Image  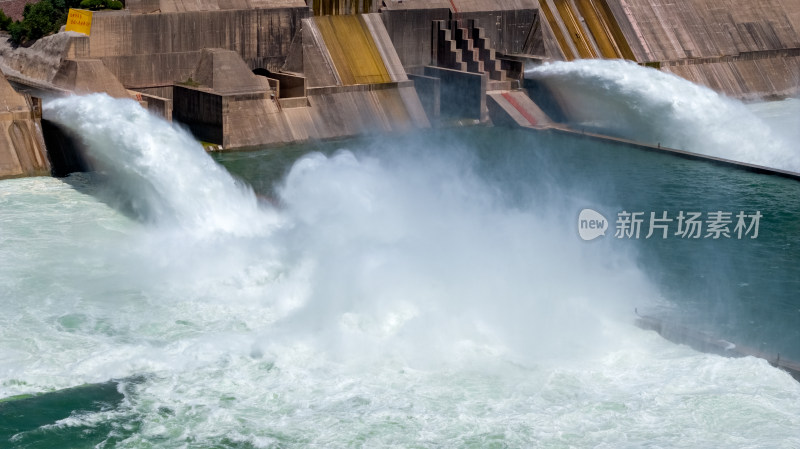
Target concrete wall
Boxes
[269,72,306,98]
[86,7,308,89]
[533,0,800,99]
[134,86,175,100]
[537,0,800,62]
[168,29,429,149]
[663,53,800,101]
[605,0,800,98]
[423,65,486,120]
[455,9,538,56]
[381,0,536,13]
[300,17,342,87]
[126,0,304,13]
[286,82,429,142]
[173,81,430,149]
[408,73,441,123]
[136,92,173,120]
[254,70,306,98]
[0,75,50,180]
[603,0,800,62]
[173,85,225,143]
[382,8,451,68]
[382,6,536,71]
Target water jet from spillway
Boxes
[43,93,276,235]
[526,60,800,173]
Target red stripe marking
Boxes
[501,92,537,126]
[448,0,458,13]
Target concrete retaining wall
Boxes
[0,75,50,180]
[381,7,537,70]
[382,8,451,68]
[663,52,800,101]
[605,0,800,99]
[86,7,308,88]
[603,0,800,62]
[174,82,429,149]
[454,9,538,56]
[134,91,173,120]
[408,73,441,123]
[173,85,225,143]
[423,65,486,121]
[263,71,306,98]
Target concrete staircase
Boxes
[433,20,506,81]
[433,23,467,72]
[470,24,507,82]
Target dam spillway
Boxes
[0,0,798,176]
[315,15,392,85]
[1,0,800,447]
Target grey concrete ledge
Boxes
[306,80,414,96]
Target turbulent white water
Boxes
[1,94,799,446]
[43,94,274,235]
[527,60,800,172]
[747,97,800,144]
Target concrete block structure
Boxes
[381,0,538,69]
[0,74,50,180]
[0,0,798,178]
[85,6,309,89]
[169,14,429,149]
[423,66,486,121]
[51,59,132,98]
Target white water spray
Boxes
[266,148,659,363]
[37,94,657,365]
[5,94,799,447]
[43,94,274,235]
[527,59,800,172]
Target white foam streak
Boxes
[527,60,800,172]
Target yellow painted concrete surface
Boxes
[315,15,392,85]
[575,0,619,58]
[538,0,576,60]
[554,0,597,58]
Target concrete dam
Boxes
[3,1,800,447]
[0,0,798,180]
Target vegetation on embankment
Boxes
[0,0,122,45]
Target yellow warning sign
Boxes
[65,9,92,36]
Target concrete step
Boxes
[433,19,509,81]
[434,21,467,72]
